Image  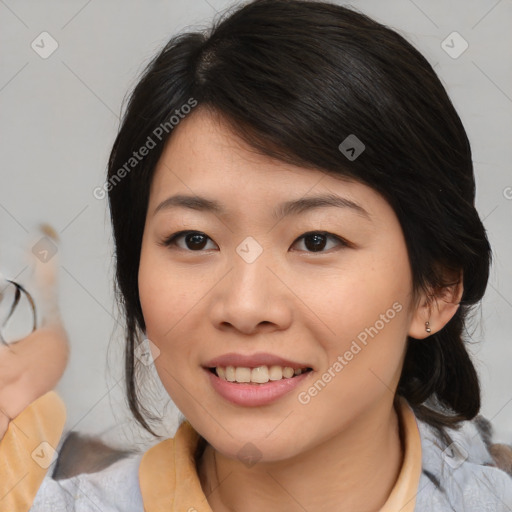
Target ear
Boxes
[408,270,463,339]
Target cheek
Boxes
[138,244,194,340]
[137,243,210,399]
[296,268,411,442]
[138,248,199,410]
[314,241,413,376]
[323,250,411,327]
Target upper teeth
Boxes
[215,365,307,384]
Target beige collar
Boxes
[139,396,422,511]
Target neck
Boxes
[198,399,404,512]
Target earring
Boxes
[425,321,432,334]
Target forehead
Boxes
[152,108,325,186]
[148,108,386,220]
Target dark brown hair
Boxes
[107,0,492,437]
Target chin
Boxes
[193,417,309,465]
[213,435,305,465]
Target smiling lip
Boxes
[202,352,313,407]
[204,367,312,406]
[203,352,312,370]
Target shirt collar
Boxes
[139,395,422,511]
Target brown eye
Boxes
[160,230,348,254]
[161,231,217,251]
[292,231,347,253]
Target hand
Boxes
[0,223,68,441]
[0,323,69,440]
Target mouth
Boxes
[207,365,313,384]
[204,364,314,407]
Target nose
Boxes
[208,248,293,336]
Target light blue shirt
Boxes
[30,412,512,511]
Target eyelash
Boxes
[159,230,350,254]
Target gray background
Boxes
[1,0,511,450]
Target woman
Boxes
[2,0,511,510]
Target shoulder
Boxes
[29,424,187,512]
[30,448,145,511]
[51,430,140,480]
[29,423,152,511]
[413,410,512,511]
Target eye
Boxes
[160,230,217,251]
[160,230,348,253]
[291,231,348,253]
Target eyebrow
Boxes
[153,193,371,221]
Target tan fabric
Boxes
[0,391,66,512]
[139,396,422,511]
[0,392,421,511]
[380,396,423,512]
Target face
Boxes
[138,108,418,462]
